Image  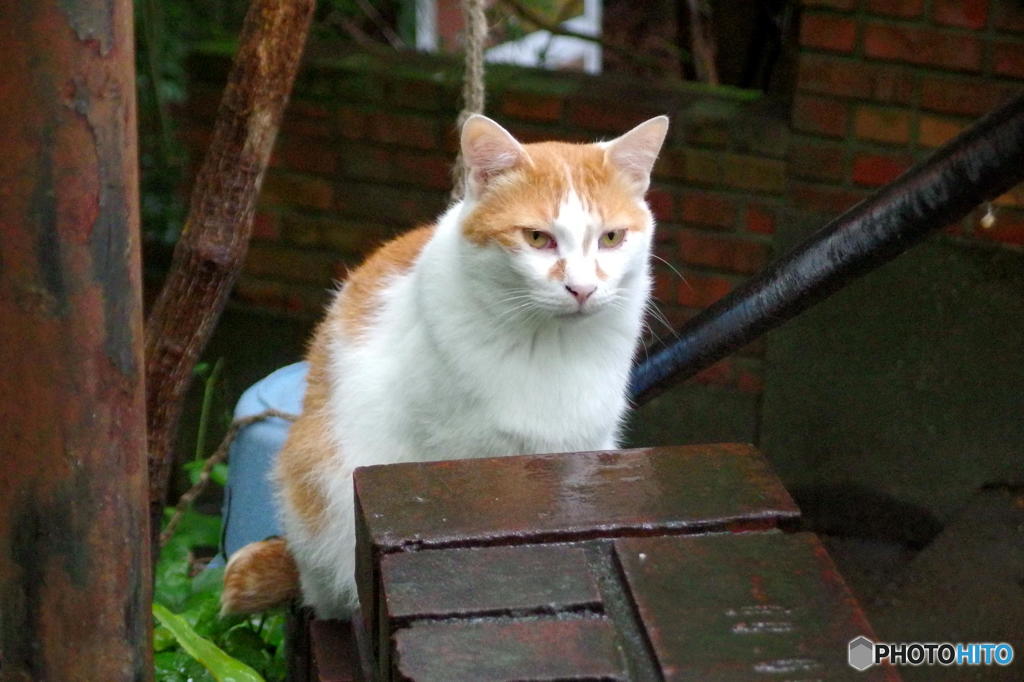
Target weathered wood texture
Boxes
[339,445,895,681]
[144,0,315,537]
[0,0,151,679]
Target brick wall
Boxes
[793,0,1024,245]
[176,7,1022,395]
[179,44,783,393]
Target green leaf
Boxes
[211,461,229,486]
[153,603,265,682]
[257,611,286,649]
[163,506,222,550]
[154,540,192,611]
[222,625,272,673]
[154,650,192,682]
[154,650,214,682]
[182,459,230,487]
[154,625,177,653]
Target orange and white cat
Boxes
[222,114,669,618]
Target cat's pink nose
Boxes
[565,283,596,304]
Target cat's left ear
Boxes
[604,116,669,194]
[461,115,528,199]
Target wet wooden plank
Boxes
[310,618,359,682]
[354,443,800,653]
[615,532,898,680]
[392,617,628,682]
[355,444,798,552]
[381,543,601,620]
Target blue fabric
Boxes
[217,362,309,563]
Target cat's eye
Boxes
[599,230,626,249]
[523,229,556,249]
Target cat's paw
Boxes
[221,537,300,615]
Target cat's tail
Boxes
[221,537,301,615]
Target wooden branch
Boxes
[160,409,297,548]
[144,0,315,550]
[686,0,719,84]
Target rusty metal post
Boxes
[0,1,151,680]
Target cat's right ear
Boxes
[460,115,527,198]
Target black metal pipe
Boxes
[630,92,1024,405]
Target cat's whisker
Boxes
[650,253,687,285]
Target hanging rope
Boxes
[452,0,488,201]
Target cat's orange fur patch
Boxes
[338,225,435,338]
[595,261,609,281]
[463,142,648,249]
[221,537,300,615]
[274,321,335,532]
[548,258,566,281]
[273,226,436,532]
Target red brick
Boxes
[279,213,325,247]
[683,152,786,195]
[234,277,324,315]
[653,149,687,181]
[653,268,679,304]
[337,145,392,183]
[800,13,858,52]
[864,23,982,71]
[289,99,329,121]
[919,116,966,147]
[866,0,924,18]
[791,181,868,216]
[271,138,337,175]
[993,40,1024,78]
[260,172,333,210]
[677,230,769,274]
[933,0,989,29]
[789,140,848,182]
[252,212,279,241]
[244,244,339,285]
[388,79,443,111]
[500,91,563,122]
[390,152,453,191]
[566,98,660,134]
[335,105,371,139]
[646,188,674,222]
[853,105,913,145]
[678,272,735,308]
[973,208,1024,246]
[279,103,333,138]
[723,155,787,195]
[919,77,1015,116]
[798,55,916,105]
[851,153,913,187]
[679,192,736,229]
[792,94,849,138]
[365,111,439,150]
[745,205,775,235]
[993,0,1024,32]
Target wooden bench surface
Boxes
[309,444,895,681]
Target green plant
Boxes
[153,506,289,681]
[154,360,287,681]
